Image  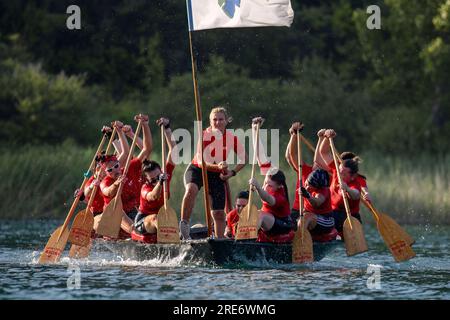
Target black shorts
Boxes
[332,211,362,233]
[290,209,334,234]
[290,209,300,223]
[267,216,294,235]
[310,214,335,235]
[184,164,225,211]
[126,208,138,221]
[133,211,151,235]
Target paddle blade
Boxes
[377,214,416,262]
[157,205,180,244]
[292,228,314,263]
[235,204,259,240]
[69,241,93,259]
[96,197,123,238]
[68,209,94,247]
[38,226,70,264]
[343,216,368,256]
[380,213,415,246]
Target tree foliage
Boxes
[0,0,448,154]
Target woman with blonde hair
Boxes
[180,107,248,239]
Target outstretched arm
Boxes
[313,129,328,170]
[286,122,305,171]
[112,121,130,167]
[122,125,144,150]
[317,129,336,169]
[157,117,177,166]
[135,114,152,162]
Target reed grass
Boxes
[0,144,448,225]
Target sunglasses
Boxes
[106,163,119,173]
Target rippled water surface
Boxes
[0,219,448,300]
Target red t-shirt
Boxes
[101,158,143,213]
[192,128,245,173]
[357,174,367,188]
[292,163,313,211]
[261,186,291,218]
[139,161,175,215]
[304,187,332,215]
[226,208,240,237]
[329,163,361,214]
[86,176,104,213]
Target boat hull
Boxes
[100,238,341,266]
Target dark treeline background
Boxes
[1,0,449,153]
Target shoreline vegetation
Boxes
[1,143,448,225]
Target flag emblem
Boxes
[218,0,241,18]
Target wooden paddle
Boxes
[235,122,260,240]
[292,132,314,263]
[157,125,180,244]
[362,196,415,262]
[38,133,108,264]
[329,138,368,256]
[96,121,143,238]
[68,129,118,257]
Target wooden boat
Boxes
[98,227,342,266]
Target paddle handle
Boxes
[58,133,108,240]
[296,133,304,213]
[161,125,168,210]
[248,122,260,208]
[329,138,353,229]
[361,193,380,222]
[105,128,117,155]
[189,31,213,236]
[115,120,142,207]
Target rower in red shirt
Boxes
[225,191,249,239]
[299,169,334,236]
[340,151,372,203]
[249,117,294,238]
[99,114,153,235]
[284,122,314,225]
[133,118,177,236]
[180,107,248,240]
[316,129,362,235]
[285,125,335,236]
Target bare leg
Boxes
[258,211,275,231]
[212,210,226,238]
[297,212,317,231]
[181,183,199,221]
[180,183,199,239]
[144,215,158,234]
[93,214,102,232]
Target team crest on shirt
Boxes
[218,0,241,18]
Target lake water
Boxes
[0,219,448,300]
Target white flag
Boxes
[186,0,294,31]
